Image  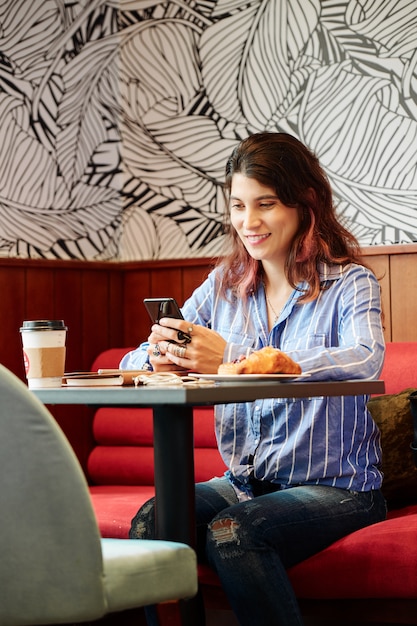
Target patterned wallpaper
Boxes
[0,0,416,261]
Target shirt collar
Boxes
[318,262,346,283]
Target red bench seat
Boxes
[87,343,417,624]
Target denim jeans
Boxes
[130,477,387,626]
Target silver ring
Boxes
[187,326,193,334]
[173,345,187,358]
[152,343,161,357]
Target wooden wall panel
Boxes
[390,253,417,341]
[81,269,112,368]
[361,253,391,342]
[151,266,183,300]
[2,246,417,380]
[1,247,417,469]
[108,269,124,348]
[0,265,26,378]
[0,259,126,377]
[122,266,152,348]
[25,266,56,320]
[121,260,215,348]
[54,267,83,373]
[182,261,214,303]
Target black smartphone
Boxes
[143,297,184,324]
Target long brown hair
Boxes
[217,132,363,301]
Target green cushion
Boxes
[367,388,417,508]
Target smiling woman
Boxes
[121,132,387,626]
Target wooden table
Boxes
[33,378,384,625]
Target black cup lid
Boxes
[20,320,68,332]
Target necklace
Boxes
[264,290,282,324]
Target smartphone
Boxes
[143,297,184,324]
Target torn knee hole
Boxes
[210,517,240,545]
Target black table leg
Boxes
[152,405,205,626]
[153,404,196,546]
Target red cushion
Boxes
[194,449,227,482]
[193,407,217,447]
[93,407,154,445]
[381,343,417,395]
[91,347,134,372]
[89,345,417,599]
[88,446,155,485]
[88,445,226,485]
[289,509,417,598]
[89,485,154,538]
[93,406,218,448]
[88,351,225,487]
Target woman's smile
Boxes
[245,233,271,245]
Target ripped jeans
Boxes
[130,477,386,626]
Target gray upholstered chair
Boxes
[0,364,197,625]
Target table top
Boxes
[31,378,385,406]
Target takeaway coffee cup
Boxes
[20,320,68,388]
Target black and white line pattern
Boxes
[0,0,416,260]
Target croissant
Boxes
[218,346,301,375]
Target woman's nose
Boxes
[243,207,261,229]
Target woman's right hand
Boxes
[147,318,226,374]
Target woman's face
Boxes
[230,173,300,264]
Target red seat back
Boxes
[88,349,227,486]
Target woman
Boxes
[120,132,386,626]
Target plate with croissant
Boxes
[193,346,307,382]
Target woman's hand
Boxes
[147,317,226,374]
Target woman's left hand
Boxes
[149,317,226,374]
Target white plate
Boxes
[192,373,308,382]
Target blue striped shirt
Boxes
[121,262,385,493]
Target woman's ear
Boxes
[296,207,316,262]
[304,187,317,206]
